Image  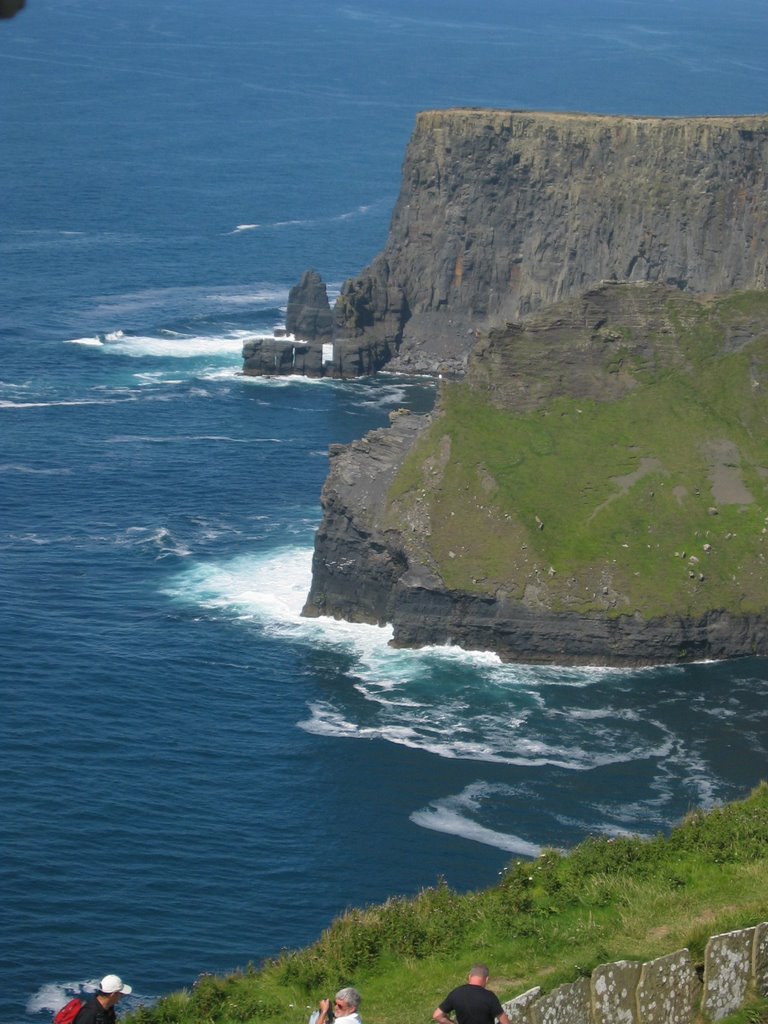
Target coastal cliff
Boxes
[300,109,768,663]
[303,284,768,665]
[332,110,768,376]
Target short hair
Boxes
[336,988,361,1010]
[469,965,490,979]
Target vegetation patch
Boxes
[387,289,768,618]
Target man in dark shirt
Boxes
[433,965,511,1024]
[75,975,133,1024]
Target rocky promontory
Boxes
[303,283,768,665]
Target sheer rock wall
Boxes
[335,110,768,376]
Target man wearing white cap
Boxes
[74,975,133,1024]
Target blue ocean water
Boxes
[3,1,768,1021]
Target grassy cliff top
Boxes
[127,784,768,1024]
[416,109,768,129]
[385,286,768,620]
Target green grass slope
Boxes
[386,286,768,619]
[127,784,768,1024]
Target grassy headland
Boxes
[127,783,768,1024]
[386,286,768,620]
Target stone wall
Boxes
[501,923,768,1024]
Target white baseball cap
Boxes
[100,975,133,996]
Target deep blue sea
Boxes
[3,1,768,1021]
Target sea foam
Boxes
[98,330,249,359]
[0,463,72,475]
[26,980,99,1014]
[88,283,289,319]
[165,548,676,774]
[65,336,103,346]
[410,809,541,855]
[410,781,543,854]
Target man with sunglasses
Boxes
[316,987,362,1024]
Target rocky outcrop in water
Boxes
[242,269,393,379]
[242,269,333,378]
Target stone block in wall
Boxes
[636,949,696,1024]
[702,927,756,1020]
[502,986,541,1024]
[591,960,642,1024]
[752,922,768,997]
[753,925,768,995]
[531,977,591,1024]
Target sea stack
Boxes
[285,269,333,342]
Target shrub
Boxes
[668,782,768,862]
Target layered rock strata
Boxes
[303,409,429,623]
[302,414,768,666]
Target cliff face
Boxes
[335,110,768,375]
[303,411,430,624]
[304,284,768,666]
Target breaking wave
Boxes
[164,547,675,770]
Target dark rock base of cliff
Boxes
[305,563,768,667]
[387,588,768,667]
